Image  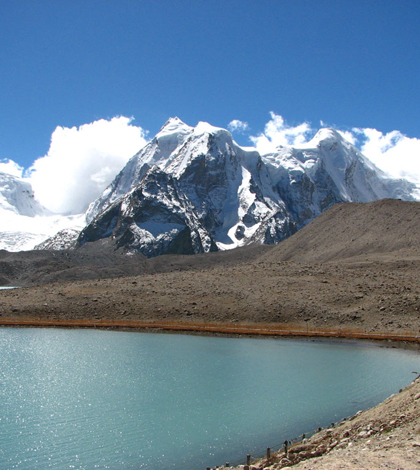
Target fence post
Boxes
[267,447,271,460]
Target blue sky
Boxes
[1,0,420,213]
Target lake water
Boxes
[0,328,418,470]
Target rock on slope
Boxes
[77,119,417,257]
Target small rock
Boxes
[288,444,313,454]
[349,410,363,420]
[329,440,338,449]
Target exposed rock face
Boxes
[34,228,81,251]
[79,169,218,257]
[76,119,417,257]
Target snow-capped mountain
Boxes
[0,172,47,217]
[76,118,417,257]
[0,172,85,252]
[263,128,415,226]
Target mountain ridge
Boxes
[76,118,417,257]
[1,118,418,255]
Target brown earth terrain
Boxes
[1,198,420,468]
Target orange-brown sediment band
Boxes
[0,318,419,343]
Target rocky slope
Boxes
[76,119,417,257]
[2,200,420,336]
[261,198,420,263]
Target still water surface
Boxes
[0,328,419,469]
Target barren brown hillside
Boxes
[262,199,420,263]
[1,198,420,340]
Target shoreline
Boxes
[1,317,420,345]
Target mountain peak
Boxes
[194,121,228,136]
[157,117,192,139]
[308,128,345,147]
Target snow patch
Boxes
[136,221,184,238]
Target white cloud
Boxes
[228,119,249,134]
[352,128,420,183]
[250,112,312,155]
[0,159,24,177]
[26,116,148,214]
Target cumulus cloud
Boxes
[228,119,249,134]
[250,112,313,155]
[26,117,148,214]
[351,128,420,184]
[0,159,24,177]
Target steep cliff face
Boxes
[76,119,417,257]
[79,169,217,257]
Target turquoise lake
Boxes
[0,327,419,469]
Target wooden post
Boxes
[247,454,251,465]
[267,447,271,460]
